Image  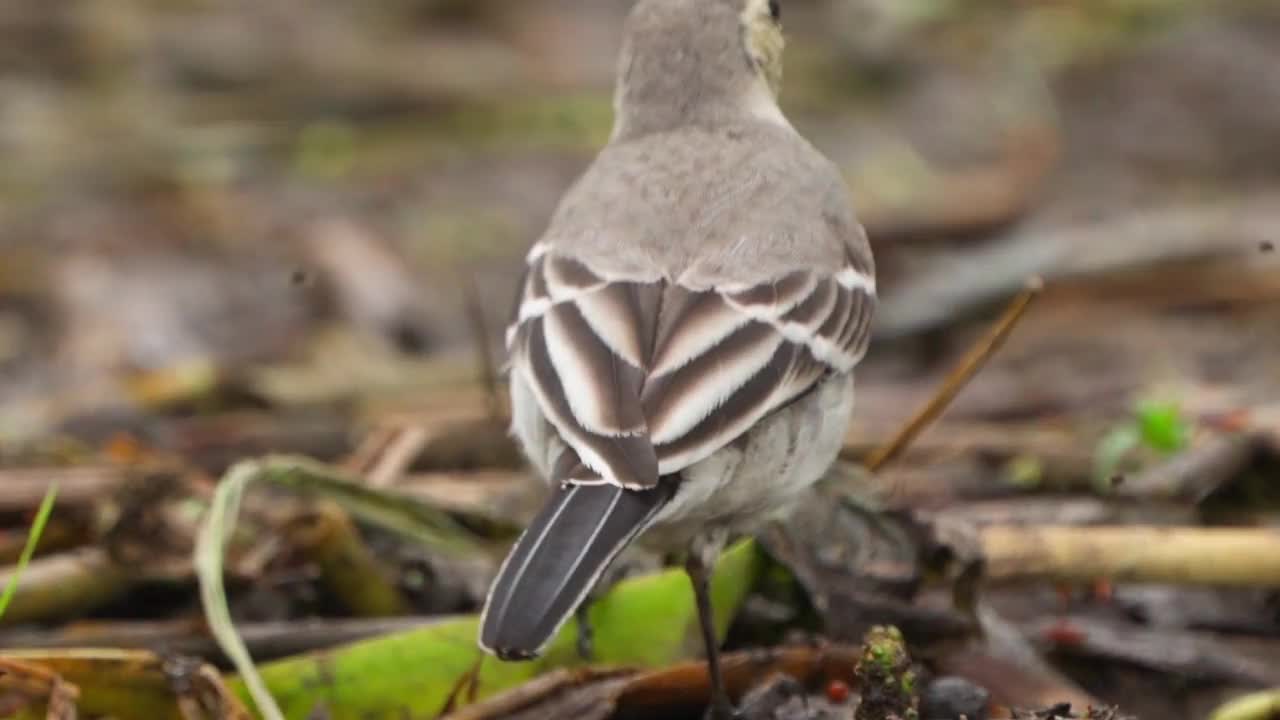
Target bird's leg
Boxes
[573,550,655,662]
[685,547,739,720]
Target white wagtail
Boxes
[479,0,876,717]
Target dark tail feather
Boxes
[479,482,671,660]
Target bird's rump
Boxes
[507,243,875,490]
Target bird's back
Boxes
[542,121,865,288]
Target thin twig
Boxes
[364,425,429,488]
[342,424,400,476]
[436,657,485,719]
[0,469,115,513]
[463,276,503,422]
[865,277,1043,473]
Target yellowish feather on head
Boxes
[741,0,785,97]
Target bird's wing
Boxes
[507,239,876,490]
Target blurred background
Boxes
[0,1,1279,717]
[1,0,1277,436]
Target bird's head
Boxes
[613,0,788,139]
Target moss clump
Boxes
[855,625,919,720]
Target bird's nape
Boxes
[612,0,785,139]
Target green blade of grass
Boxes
[195,456,503,720]
[0,483,59,621]
[258,454,500,554]
[195,461,287,720]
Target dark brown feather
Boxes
[654,341,801,463]
[525,319,659,488]
[817,284,853,342]
[641,320,777,431]
[547,301,648,433]
[782,277,836,327]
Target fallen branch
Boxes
[1027,615,1280,687]
[0,549,134,628]
[0,617,446,661]
[982,526,1280,586]
[1211,689,1280,720]
[1115,432,1260,502]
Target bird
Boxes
[478,0,876,717]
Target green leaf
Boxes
[1005,454,1044,489]
[232,540,762,719]
[1135,400,1189,453]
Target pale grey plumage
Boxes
[537,122,872,289]
[612,0,785,141]
[507,114,875,492]
[480,0,876,677]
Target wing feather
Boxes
[543,301,646,435]
[644,319,781,443]
[651,288,752,376]
[520,317,658,489]
[508,250,875,489]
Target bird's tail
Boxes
[479,482,671,660]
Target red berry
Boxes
[1043,619,1087,646]
[826,679,851,704]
